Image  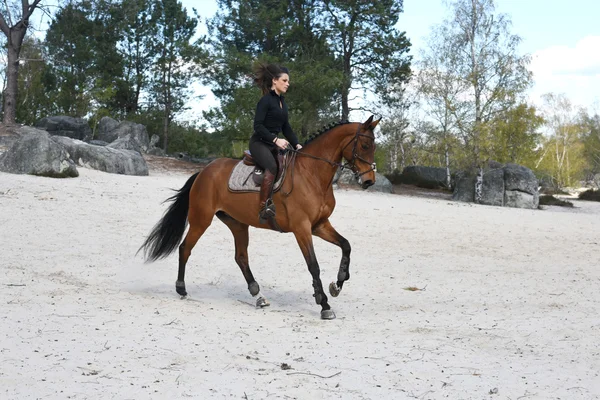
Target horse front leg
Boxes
[293,222,335,320]
[312,219,351,297]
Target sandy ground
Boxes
[1,166,599,400]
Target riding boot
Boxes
[258,170,276,223]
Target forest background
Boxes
[2,0,599,189]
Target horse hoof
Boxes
[329,282,341,297]
[321,309,336,320]
[176,287,187,297]
[256,296,270,308]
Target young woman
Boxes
[250,63,303,222]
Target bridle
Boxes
[287,123,377,178]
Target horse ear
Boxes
[362,115,374,130]
[370,118,381,129]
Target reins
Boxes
[281,123,377,196]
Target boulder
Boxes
[452,171,476,202]
[400,166,448,188]
[480,168,504,206]
[96,119,150,152]
[51,136,148,176]
[0,127,78,178]
[452,163,539,209]
[334,168,393,193]
[35,116,92,142]
[97,116,119,141]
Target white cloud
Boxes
[529,35,600,109]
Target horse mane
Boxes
[303,120,351,145]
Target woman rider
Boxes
[251,63,303,223]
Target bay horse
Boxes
[139,116,379,319]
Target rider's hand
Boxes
[296,144,303,150]
[274,138,289,149]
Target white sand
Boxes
[1,167,599,399]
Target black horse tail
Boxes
[138,172,199,262]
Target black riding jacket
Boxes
[252,90,299,148]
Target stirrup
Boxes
[259,199,276,223]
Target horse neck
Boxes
[298,124,357,188]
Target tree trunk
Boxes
[2,29,27,124]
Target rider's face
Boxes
[272,74,290,95]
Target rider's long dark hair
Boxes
[253,62,289,95]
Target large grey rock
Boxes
[480,168,504,206]
[97,120,150,152]
[453,163,539,209]
[452,171,476,202]
[400,166,448,188]
[334,168,393,193]
[97,116,119,141]
[0,127,78,178]
[51,136,148,176]
[35,116,92,142]
[505,190,537,209]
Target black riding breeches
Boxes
[249,137,278,175]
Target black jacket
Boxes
[252,90,299,148]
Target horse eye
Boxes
[362,144,370,150]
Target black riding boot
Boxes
[258,170,276,223]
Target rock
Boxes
[35,116,92,142]
[505,190,537,209]
[89,140,109,146]
[480,168,504,206]
[334,168,393,193]
[96,120,150,152]
[453,163,539,209]
[0,127,78,178]
[452,171,476,202]
[51,136,148,176]
[400,166,449,188]
[97,116,119,141]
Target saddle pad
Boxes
[228,161,286,193]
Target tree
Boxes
[580,110,600,186]
[0,0,43,123]
[119,0,154,114]
[16,36,54,124]
[320,0,411,120]
[204,0,342,156]
[45,1,126,118]
[537,93,586,188]
[147,0,201,151]
[486,103,543,168]
[435,0,532,166]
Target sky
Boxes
[178,0,600,121]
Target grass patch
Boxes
[578,188,600,202]
[539,195,573,207]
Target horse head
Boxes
[341,115,380,189]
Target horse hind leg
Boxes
[176,209,213,297]
[216,211,269,308]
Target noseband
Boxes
[288,123,377,178]
[340,123,377,178]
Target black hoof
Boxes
[176,281,187,297]
[321,309,336,320]
[329,282,341,297]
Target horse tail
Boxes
[138,172,199,262]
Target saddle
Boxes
[242,150,286,185]
[227,150,293,193]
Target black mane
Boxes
[303,121,351,145]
